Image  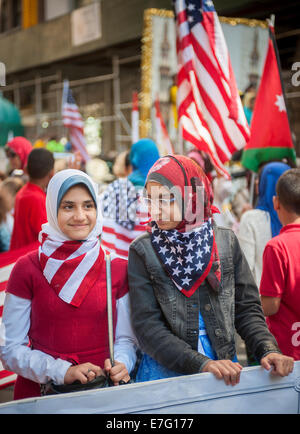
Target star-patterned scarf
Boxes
[147,155,221,297]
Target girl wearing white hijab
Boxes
[0,169,137,400]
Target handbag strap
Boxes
[105,252,115,367]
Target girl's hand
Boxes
[202,360,243,386]
[104,359,130,386]
[64,363,104,385]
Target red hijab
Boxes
[6,137,32,170]
[147,155,219,231]
[146,155,221,297]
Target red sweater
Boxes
[6,251,128,399]
[260,224,300,360]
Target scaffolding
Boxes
[2,54,141,155]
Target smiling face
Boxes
[57,185,97,241]
[146,181,182,230]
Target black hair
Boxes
[125,150,131,168]
[276,168,300,215]
[27,148,55,180]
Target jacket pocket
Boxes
[150,274,177,304]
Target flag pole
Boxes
[268,14,275,28]
[131,91,139,145]
[249,171,257,207]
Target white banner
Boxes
[71,2,102,47]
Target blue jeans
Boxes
[136,352,238,383]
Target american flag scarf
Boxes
[39,235,105,307]
[151,218,219,296]
[147,155,221,296]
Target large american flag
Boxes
[174,0,250,178]
[62,80,90,162]
[0,243,39,390]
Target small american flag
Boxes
[174,0,250,178]
[100,179,148,259]
[62,80,90,162]
[0,243,39,390]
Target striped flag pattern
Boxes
[62,80,90,162]
[100,179,149,259]
[155,98,175,155]
[174,0,250,178]
[0,243,39,390]
[100,222,146,259]
[38,236,104,308]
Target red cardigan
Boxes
[6,251,128,400]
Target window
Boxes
[75,0,95,9]
[0,0,22,33]
[44,0,74,21]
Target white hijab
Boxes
[40,169,103,243]
[38,169,104,307]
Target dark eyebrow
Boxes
[60,200,94,206]
[60,200,74,205]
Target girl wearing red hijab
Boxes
[5,137,32,171]
[128,155,293,386]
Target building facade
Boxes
[0,0,299,158]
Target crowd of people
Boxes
[0,134,299,401]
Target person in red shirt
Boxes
[5,136,33,172]
[260,168,300,360]
[10,149,55,251]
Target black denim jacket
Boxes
[128,225,280,374]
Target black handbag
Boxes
[41,374,110,396]
[41,253,116,396]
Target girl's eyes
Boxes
[85,203,95,209]
[61,204,95,210]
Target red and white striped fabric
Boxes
[0,243,38,390]
[155,98,175,155]
[174,0,250,179]
[131,91,140,145]
[39,236,104,308]
[100,179,149,259]
[101,221,146,260]
[62,80,90,163]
